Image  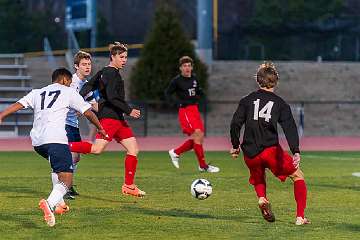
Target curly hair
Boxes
[256,61,279,89]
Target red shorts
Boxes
[243,145,297,185]
[96,118,134,142]
[178,104,204,135]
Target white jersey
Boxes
[65,73,88,128]
[18,83,91,146]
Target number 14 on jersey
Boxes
[253,99,274,122]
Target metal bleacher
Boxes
[0,54,33,137]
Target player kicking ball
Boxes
[229,62,310,225]
[165,56,219,173]
[0,68,106,227]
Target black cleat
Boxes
[258,197,275,222]
[64,192,75,200]
[68,186,79,196]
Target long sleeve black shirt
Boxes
[230,89,300,158]
[164,74,203,107]
[80,66,132,120]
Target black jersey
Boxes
[165,74,203,107]
[80,66,132,121]
[230,89,300,158]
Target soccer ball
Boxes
[190,178,212,200]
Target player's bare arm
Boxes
[0,102,25,124]
[82,109,107,139]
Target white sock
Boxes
[47,182,68,210]
[51,173,65,205]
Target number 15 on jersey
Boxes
[253,99,274,122]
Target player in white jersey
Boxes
[65,51,96,199]
[0,68,106,227]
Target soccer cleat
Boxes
[258,197,275,222]
[64,192,75,200]
[39,199,56,227]
[122,184,146,198]
[68,186,79,196]
[198,165,220,173]
[295,217,311,225]
[168,149,180,168]
[54,202,70,215]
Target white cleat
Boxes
[295,217,311,225]
[198,164,220,173]
[168,149,180,169]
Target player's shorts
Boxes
[243,145,297,185]
[65,124,82,142]
[178,104,204,135]
[34,143,73,173]
[96,118,134,142]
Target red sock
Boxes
[69,142,92,154]
[193,143,208,169]
[124,154,138,185]
[174,139,194,155]
[254,183,266,198]
[294,180,307,218]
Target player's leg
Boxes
[168,108,194,168]
[244,152,275,222]
[289,168,310,225]
[51,172,70,215]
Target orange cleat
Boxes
[54,202,70,215]
[121,184,146,198]
[39,199,56,227]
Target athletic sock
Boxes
[50,173,65,205]
[124,154,138,185]
[294,179,307,218]
[193,143,208,169]
[69,141,92,154]
[47,182,68,210]
[254,183,266,198]
[174,139,194,155]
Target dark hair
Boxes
[109,41,128,61]
[179,56,193,67]
[256,61,279,88]
[51,68,72,83]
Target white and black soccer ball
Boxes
[190,178,212,200]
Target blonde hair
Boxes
[256,61,279,88]
[74,51,91,66]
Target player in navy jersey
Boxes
[0,68,106,227]
[229,62,310,225]
[165,56,219,173]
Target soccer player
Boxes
[0,68,106,227]
[69,42,146,198]
[229,62,309,225]
[64,50,96,199]
[165,56,219,173]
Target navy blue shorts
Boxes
[65,124,82,142]
[34,144,73,173]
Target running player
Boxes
[69,42,146,198]
[229,62,309,225]
[0,68,106,227]
[165,56,219,173]
[64,50,96,199]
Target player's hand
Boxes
[230,148,240,159]
[130,109,141,119]
[98,128,109,140]
[292,153,301,168]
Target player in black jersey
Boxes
[69,42,145,198]
[230,62,309,225]
[165,56,219,173]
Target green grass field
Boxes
[0,151,360,239]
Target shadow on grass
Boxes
[0,185,45,196]
[0,212,39,229]
[79,194,137,204]
[121,205,248,221]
